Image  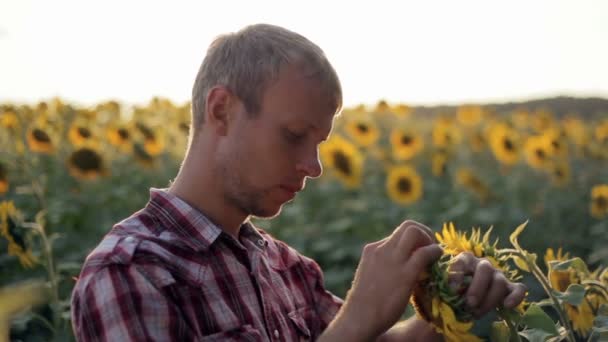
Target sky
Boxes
[1,0,607,108]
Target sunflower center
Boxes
[7,216,26,249]
[77,127,92,138]
[356,123,369,134]
[596,196,608,209]
[33,128,51,143]
[503,138,514,151]
[400,135,412,145]
[117,128,130,140]
[551,140,560,150]
[397,178,412,193]
[71,148,103,171]
[332,151,352,175]
[555,169,563,177]
[535,148,545,159]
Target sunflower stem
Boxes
[497,307,522,342]
[38,222,60,332]
[505,249,576,342]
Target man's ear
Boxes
[205,86,237,136]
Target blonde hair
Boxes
[191,23,342,131]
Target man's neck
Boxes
[168,154,246,239]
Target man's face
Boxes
[216,66,336,218]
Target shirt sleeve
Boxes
[302,257,344,333]
[71,264,187,342]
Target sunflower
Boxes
[0,201,36,268]
[542,128,568,159]
[0,110,19,131]
[511,109,529,129]
[531,108,555,132]
[106,126,132,153]
[26,127,54,154]
[590,184,608,219]
[435,222,518,279]
[0,163,7,194]
[523,136,551,170]
[391,104,412,117]
[594,119,608,144]
[389,128,424,160]
[385,165,423,205]
[320,134,364,189]
[562,117,588,147]
[344,116,380,147]
[488,123,519,165]
[548,161,570,187]
[431,151,449,177]
[455,168,490,202]
[67,147,106,180]
[68,123,94,147]
[136,123,165,156]
[411,254,483,342]
[133,143,157,168]
[468,131,486,153]
[374,99,390,113]
[544,248,596,337]
[456,105,483,126]
[432,119,460,148]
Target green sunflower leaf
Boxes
[551,284,585,306]
[521,304,558,336]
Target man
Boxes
[71,24,526,341]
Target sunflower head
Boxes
[432,120,460,148]
[456,105,483,126]
[590,184,608,219]
[488,123,520,165]
[0,162,7,195]
[68,123,94,147]
[27,127,54,154]
[319,135,364,189]
[133,143,157,168]
[429,150,447,177]
[524,136,552,170]
[344,117,380,147]
[385,165,423,205]
[67,147,107,180]
[412,253,483,342]
[0,110,20,131]
[0,201,37,268]
[548,161,570,187]
[389,128,424,161]
[455,168,491,202]
[594,120,608,144]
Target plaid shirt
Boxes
[71,188,343,341]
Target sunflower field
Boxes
[1,97,607,341]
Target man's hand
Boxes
[448,252,527,317]
[320,220,443,341]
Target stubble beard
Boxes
[217,154,281,219]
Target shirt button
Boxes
[257,239,265,247]
[273,329,279,338]
[124,236,135,243]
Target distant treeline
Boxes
[411,96,608,118]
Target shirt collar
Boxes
[144,188,268,252]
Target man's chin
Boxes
[250,204,283,220]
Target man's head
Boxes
[191,23,342,133]
[188,24,342,220]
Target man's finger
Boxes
[405,244,443,276]
[503,282,528,309]
[475,271,510,316]
[465,259,494,308]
